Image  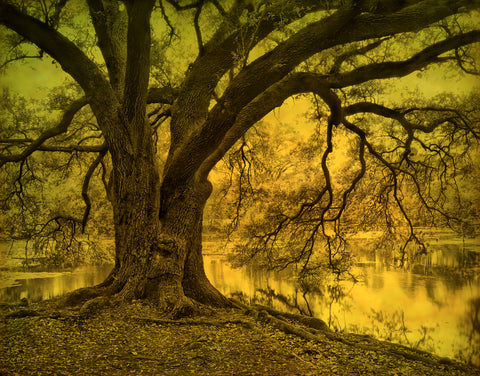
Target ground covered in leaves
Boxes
[0,299,478,376]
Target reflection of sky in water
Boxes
[345,267,478,358]
[0,265,112,303]
[204,254,479,363]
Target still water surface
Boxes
[1,241,479,365]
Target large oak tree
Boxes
[1,0,479,314]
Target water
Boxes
[0,240,479,365]
[0,265,113,303]
[204,253,480,364]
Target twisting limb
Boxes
[198,29,480,186]
[300,121,335,275]
[331,138,366,222]
[226,137,255,234]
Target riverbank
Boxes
[1,299,478,376]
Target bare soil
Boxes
[0,299,478,376]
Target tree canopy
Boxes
[0,0,479,311]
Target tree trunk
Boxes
[98,139,230,311]
[180,180,232,307]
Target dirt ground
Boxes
[0,300,478,376]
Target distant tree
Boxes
[0,0,479,314]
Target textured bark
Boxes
[96,122,229,310]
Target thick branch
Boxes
[328,30,480,88]
[36,144,106,153]
[222,0,479,116]
[166,3,362,188]
[199,28,480,179]
[169,0,330,142]
[187,1,476,184]
[87,0,127,95]
[197,73,340,180]
[147,86,179,104]
[123,0,155,123]
[0,1,113,101]
[330,38,387,74]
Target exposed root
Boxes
[5,309,40,319]
[79,296,113,319]
[244,305,464,369]
[250,304,330,332]
[170,296,214,319]
[60,286,105,307]
[183,276,235,309]
[128,316,254,328]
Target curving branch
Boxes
[199,28,480,182]
[197,73,340,180]
[0,0,113,101]
[328,30,480,88]
[0,98,88,167]
[168,0,332,142]
[179,3,480,188]
[344,102,457,133]
[35,144,106,153]
[340,117,426,266]
[339,96,476,263]
[158,0,177,40]
[216,2,478,119]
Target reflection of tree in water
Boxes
[230,279,456,363]
[365,309,435,354]
[434,266,477,293]
[457,297,480,366]
[230,285,319,318]
[254,287,313,317]
[230,277,355,332]
[424,278,443,309]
